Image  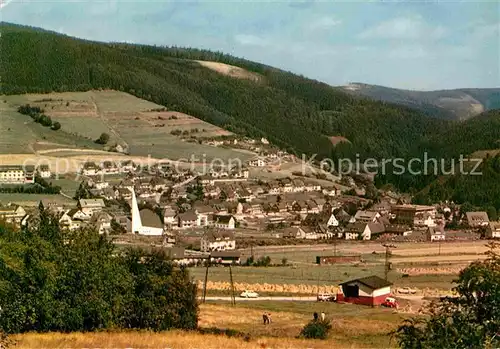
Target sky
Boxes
[1,0,499,90]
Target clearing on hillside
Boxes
[195,60,262,82]
[1,90,254,162]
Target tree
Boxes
[0,209,199,333]
[51,121,61,130]
[74,181,91,200]
[110,219,126,235]
[460,202,475,217]
[486,206,498,222]
[395,241,500,348]
[95,133,110,145]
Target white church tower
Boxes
[131,188,142,234]
[130,188,165,236]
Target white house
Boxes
[487,222,500,239]
[200,230,236,252]
[79,199,106,216]
[327,213,339,227]
[248,158,266,167]
[37,165,51,179]
[59,208,89,231]
[94,181,110,190]
[177,210,200,229]
[345,222,385,240]
[354,211,381,223]
[282,227,307,239]
[90,211,112,234]
[163,206,177,226]
[0,165,34,184]
[466,212,490,228]
[0,204,27,224]
[81,162,101,176]
[137,209,164,236]
[427,226,445,241]
[213,215,236,230]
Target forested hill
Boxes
[1,22,447,161]
[1,23,499,171]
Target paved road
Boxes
[201,296,317,302]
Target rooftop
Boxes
[341,275,392,290]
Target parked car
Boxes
[317,293,336,302]
[381,297,399,308]
[397,287,417,294]
[240,290,259,298]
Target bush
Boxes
[95,132,110,144]
[51,121,61,130]
[299,319,332,340]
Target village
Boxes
[1,153,499,273]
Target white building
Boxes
[0,204,26,224]
[248,158,266,167]
[213,215,236,230]
[37,165,51,179]
[176,210,200,229]
[90,211,113,234]
[487,222,500,239]
[79,199,106,216]
[200,230,236,252]
[163,206,177,226]
[94,181,110,190]
[0,165,35,184]
[327,213,339,227]
[59,209,90,231]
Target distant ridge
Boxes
[340,82,500,121]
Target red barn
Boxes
[337,276,392,306]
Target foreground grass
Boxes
[13,303,404,348]
[13,331,365,349]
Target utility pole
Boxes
[333,235,338,256]
[202,256,210,303]
[229,265,236,306]
[382,243,396,281]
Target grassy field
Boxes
[0,193,75,206]
[13,302,405,348]
[1,90,253,162]
[189,241,489,293]
[190,264,457,292]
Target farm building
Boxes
[337,275,392,306]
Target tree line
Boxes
[0,203,198,333]
[17,104,61,130]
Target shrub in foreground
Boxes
[299,319,332,340]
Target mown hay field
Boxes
[13,302,405,348]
